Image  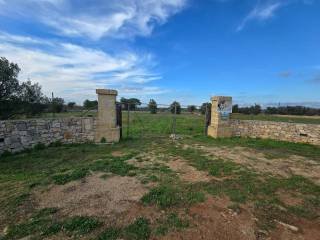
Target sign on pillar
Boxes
[208,96,233,138]
[95,89,120,143]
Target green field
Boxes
[231,113,320,124]
[11,111,320,125]
[122,112,205,138]
[1,112,320,239]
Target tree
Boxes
[0,58,49,119]
[170,101,181,114]
[200,102,211,115]
[19,81,47,116]
[120,97,141,111]
[148,99,157,114]
[67,102,76,109]
[83,99,98,109]
[251,104,261,115]
[0,57,20,100]
[51,97,65,113]
[232,104,239,113]
[187,105,196,113]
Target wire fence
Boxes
[118,101,211,140]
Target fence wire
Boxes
[119,101,210,140]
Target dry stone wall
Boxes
[0,117,96,154]
[231,119,320,145]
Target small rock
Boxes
[276,220,299,232]
[3,226,8,235]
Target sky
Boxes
[0,0,319,107]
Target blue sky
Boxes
[0,0,319,106]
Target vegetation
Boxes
[232,104,262,115]
[233,104,320,116]
[83,99,98,110]
[1,113,320,239]
[170,101,181,114]
[155,213,189,236]
[187,105,196,113]
[231,113,320,124]
[0,57,67,119]
[200,102,211,115]
[121,97,142,111]
[148,99,157,114]
[141,184,205,208]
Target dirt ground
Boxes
[11,143,319,240]
[185,144,320,185]
[36,173,148,218]
[165,158,211,182]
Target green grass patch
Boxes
[194,136,320,162]
[52,168,89,185]
[3,208,59,239]
[231,113,320,125]
[62,216,102,235]
[124,217,151,240]
[97,227,122,240]
[89,155,137,176]
[167,145,240,177]
[3,207,102,239]
[155,213,189,236]
[141,184,205,208]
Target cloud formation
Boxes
[0,0,187,40]
[237,0,283,31]
[236,0,314,32]
[0,32,164,102]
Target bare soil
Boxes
[159,196,256,240]
[188,144,320,185]
[35,173,148,218]
[165,158,211,182]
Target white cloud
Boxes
[0,0,187,40]
[236,0,314,32]
[237,0,283,31]
[0,32,165,103]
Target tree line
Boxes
[0,57,68,120]
[232,104,320,116]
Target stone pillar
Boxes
[95,89,120,143]
[208,96,233,138]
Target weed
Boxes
[90,156,137,176]
[3,208,58,239]
[124,217,151,240]
[100,137,107,143]
[141,184,205,208]
[155,213,189,236]
[97,227,122,240]
[62,216,102,235]
[52,168,89,185]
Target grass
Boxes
[122,111,205,138]
[141,184,205,208]
[52,168,89,184]
[231,113,320,124]
[155,213,189,236]
[97,218,151,240]
[165,143,320,230]
[4,211,102,239]
[1,113,320,238]
[62,216,102,235]
[193,135,320,162]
